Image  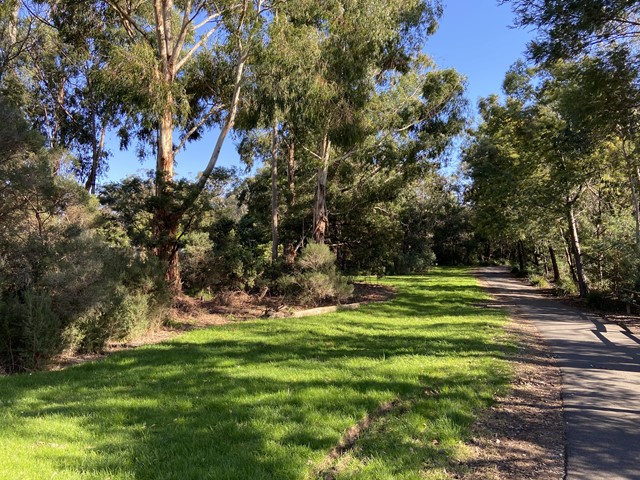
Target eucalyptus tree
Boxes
[237,1,454,259]
[466,62,617,296]
[65,0,285,289]
[0,1,122,192]
[505,0,640,62]
[274,1,445,245]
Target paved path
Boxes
[477,267,640,480]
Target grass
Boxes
[0,268,513,480]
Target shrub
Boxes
[0,194,169,371]
[277,244,353,306]
[554,277,577,296]
[529,274,550,289]
[585,290,618,311]
[180,217,266,294]
[297,243,336,273]
[0,291,62,372]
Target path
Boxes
[476,267,640,480]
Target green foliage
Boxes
[508,0,640,63]
[554,277,578,296]
[585,214,640,296]
[0,108,168,372]
[180,215,267,293]
[585,290,619,311]
[297,242,339,272]
[278,243,353,305]
[0,270,513,479]
[528,274,550,289]
[0,291,62,373]
[0,227,169,372]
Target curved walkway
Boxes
[476,267,640,480]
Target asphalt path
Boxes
[476,267,640,480]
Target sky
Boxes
[104,0,535,183]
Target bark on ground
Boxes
[452,274,565,479]
[48,282,396,371]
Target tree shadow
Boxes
[0,272,515,479]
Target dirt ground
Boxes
[454,313,566,479]
[49,282,396,370]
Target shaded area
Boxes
[477,267,640,480]
[0,270,513,480]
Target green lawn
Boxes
[0,269,513,480]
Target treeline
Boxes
[0,0,472,373]
[466,0,640,301]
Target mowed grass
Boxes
[0,268,513,480]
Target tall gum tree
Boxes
[93,0,275,290]
[275,0,444,245]
[236,1,448,250]
[466,63,609,297]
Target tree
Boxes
[86,0,271,289]
[505,0,640,62]
[465,62,619,297]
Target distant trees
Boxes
[470,0,640,298]
[466,56,640,297]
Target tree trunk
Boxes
[153,98,181,291]
[517,240,525,272]
[313,133,330,244]
[85,101,107,194]
[594,187,604,283]
[549,245,560,283]
[271,119,279,262]
[566,203,588,298]
[8,1,20,46]
[286,140,296,206]
[560,227,577,283]
[106,0,251,292]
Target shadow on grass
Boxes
[0,271,515,480]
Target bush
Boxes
[0,235,169,372]
[554,277,577,296]
[0,291,62,372]
[529,274,550,289]
[277,244,353,306]
[298,243,336,273]
[585,290,618,311]
[0,185,169,371]
[180,217,266,294]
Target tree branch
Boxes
[173,103,225,154]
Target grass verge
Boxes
[0,268,513,479]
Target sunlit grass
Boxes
[0,268,513,479]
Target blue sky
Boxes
[428,0,533,107]
[104,0,534,183]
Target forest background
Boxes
[2,0,640,373]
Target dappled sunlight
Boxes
[0,269,513,479]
